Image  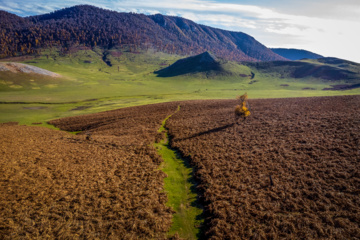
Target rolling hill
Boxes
[271,48,324,60]
[243,57,360,81]
[155,51,222,77]
[155,51,254,78]
[155,51,360,85]
[0,5,286,62]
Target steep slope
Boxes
[271,48,323,60]
[149,14,285,62]
[0,10,29,29]
[0,5,285,62]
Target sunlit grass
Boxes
[155,106,203,239]
[0,47,358,125]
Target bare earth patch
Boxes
[0,62,61,78]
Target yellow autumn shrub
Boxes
[235,93,250,120]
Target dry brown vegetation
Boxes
[1,102,179,239]
[49,102,179,146]
[166,95,360,239]
[1,96,359,239]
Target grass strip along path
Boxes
[154,106,204,239]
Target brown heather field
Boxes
[166,95,360,239]
[1,96,359,239]
[0,102,179,239]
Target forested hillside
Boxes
[0,5,286,62]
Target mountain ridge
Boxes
[271,48,323,60]
[0,5,286,62]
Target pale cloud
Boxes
[178,12,258,29]
[260,11,360,60]
[0,5,22,13]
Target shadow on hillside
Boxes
[154,51,222,77]
[155,61,222,77]
[176,123,234,141]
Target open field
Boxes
[1,95,359,239]
[1,47,359,125]
[0,102,180,239]
[167,95,360,239]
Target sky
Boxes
[1,0,360,63]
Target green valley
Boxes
[0,47,359,126]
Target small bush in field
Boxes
[235,92,250,122]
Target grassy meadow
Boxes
[0,46,359,125]
[154,106,203,239]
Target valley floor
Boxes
[1,48,359,126]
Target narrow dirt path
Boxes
[154,106,203,239]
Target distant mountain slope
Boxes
[244,57,360,81]
[162,52,360,84]
[149,14,285,62]
[271,48,323,60]
[316,57,360,66]
[0,5,285,62]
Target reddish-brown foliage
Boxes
[1,102,180,239]
[0,5,285,61]
[49,102,180,146]
[1,96,359,239]
[166,95,360,239]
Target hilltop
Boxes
[155,51,259,79]
[0,10,28,29]
[0,5,285,62]
[155,51,222,77]
[271,48,324,60]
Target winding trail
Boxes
[154,106,203,239]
